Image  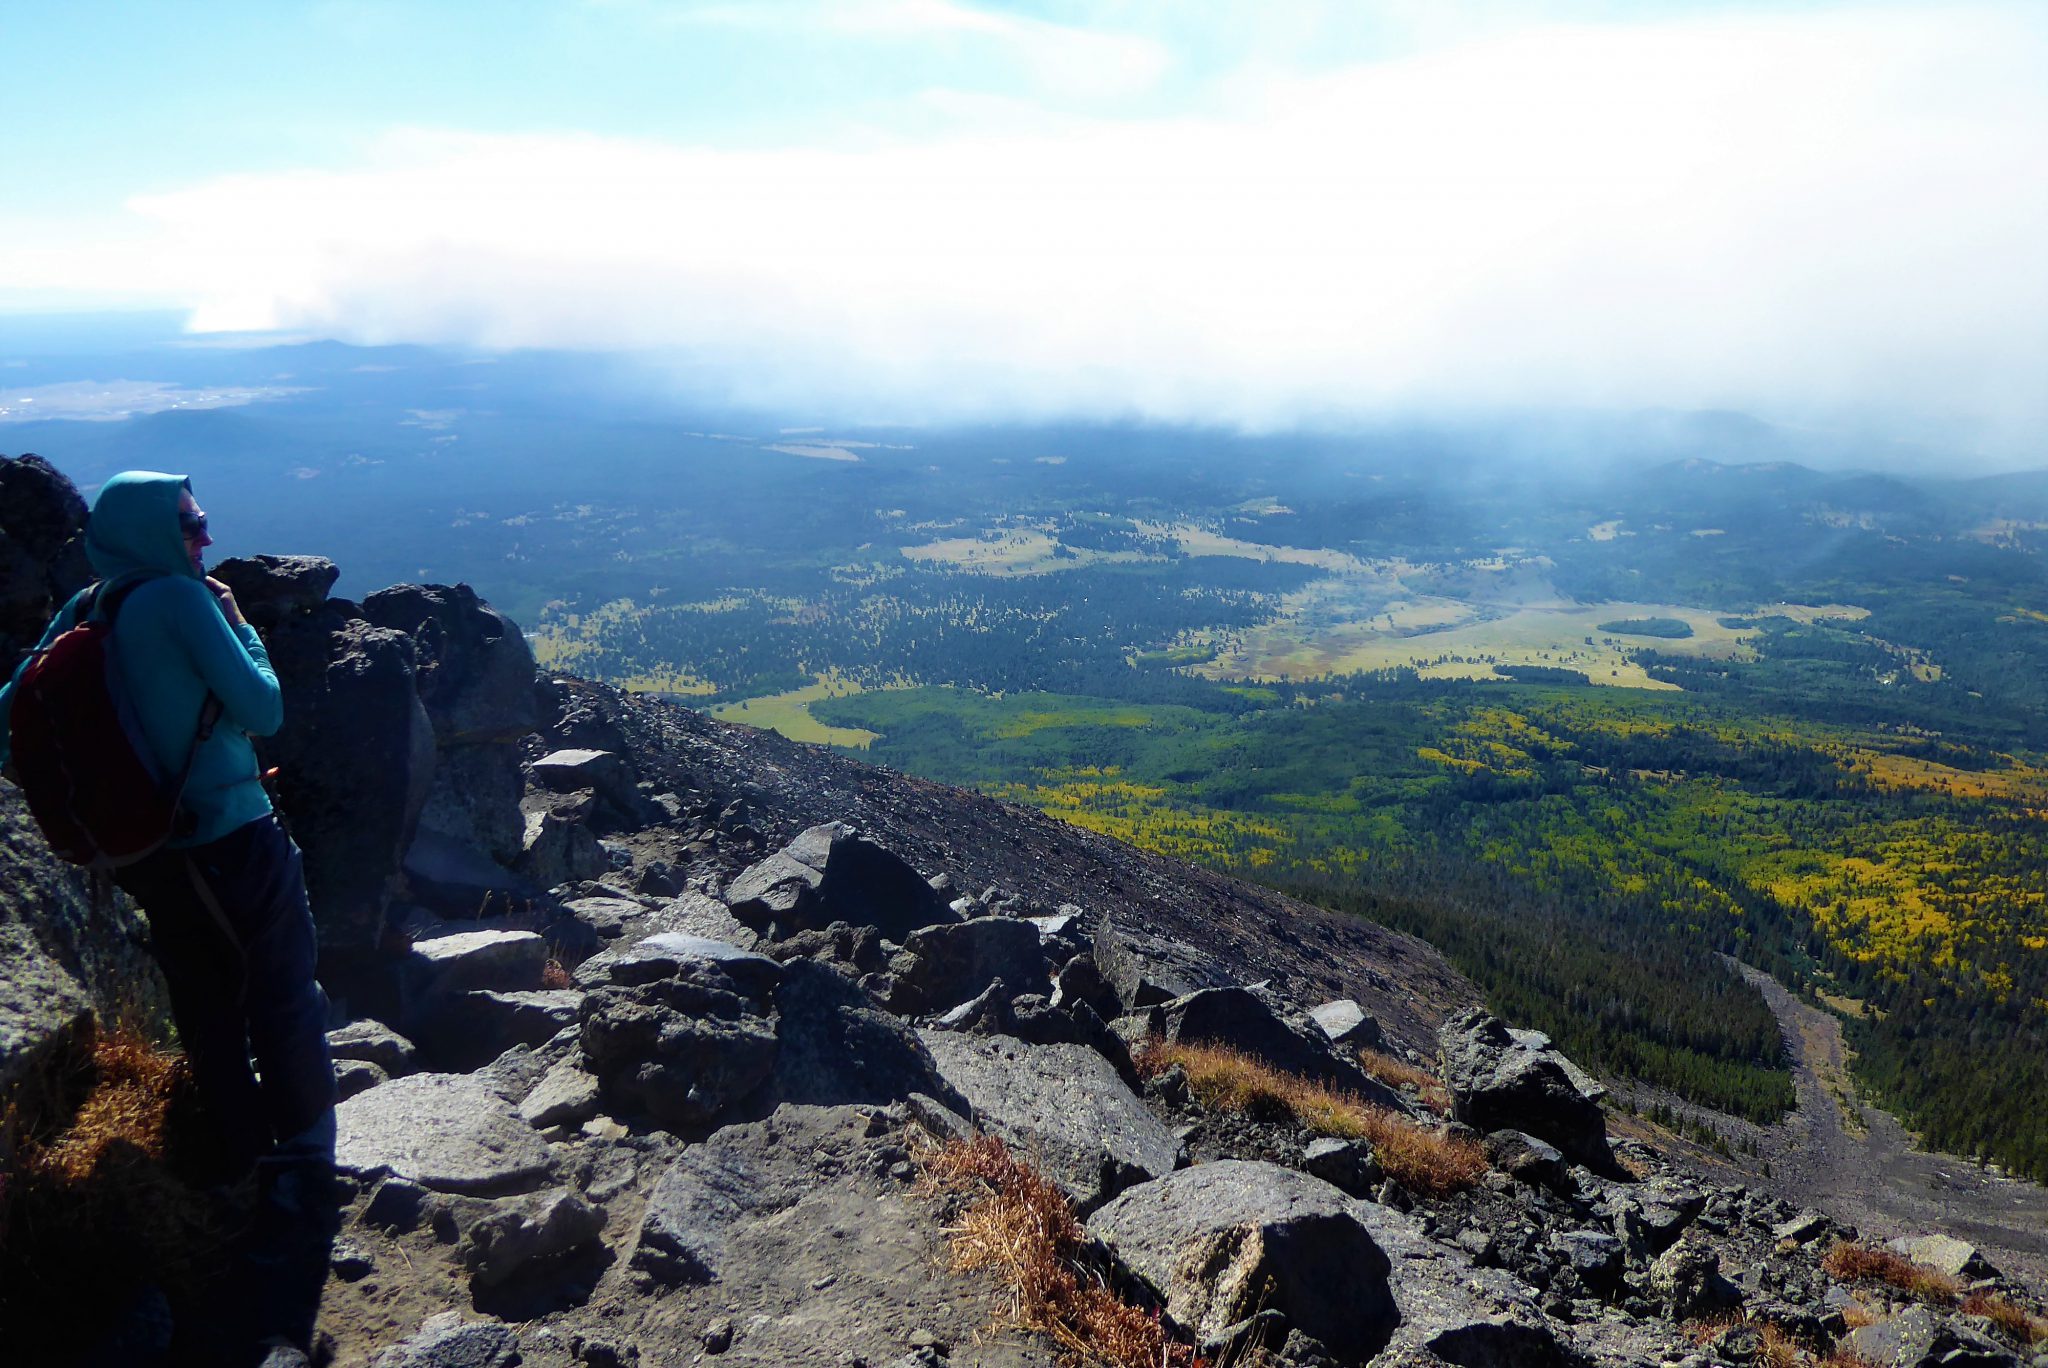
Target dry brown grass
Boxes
[921,1134,1202,1368]
[1354,1049,1450,1115]
[1838,1301,1880,1330]
[1817,1351,1881,1368]
[1134,1039,1486,1197]
[0,1025,222,1360]
[1822,1242,1963,1303]
[1961,1293,2048,1345]
[1682,1313,1800,1366]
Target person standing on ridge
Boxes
[0,470,336,1183]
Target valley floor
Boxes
[1734,963,2048,1288]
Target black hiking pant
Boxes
[116,813,337,1179]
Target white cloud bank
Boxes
[27,5,2048,446]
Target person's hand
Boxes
[206,576,248,629]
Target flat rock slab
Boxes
[919,1031,1179,1211]
[370,1317,519,1368]
[409,929,547,994]
[1886,1233,2000,1281]
[629,1104,1059,1366]
[1309,998,1385,1050]
[1087,1160,1396,1361]
[336,1073,556,1195]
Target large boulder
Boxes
[1159,986,1398,1104]
[1309,998,1386,1052]
[1841,1303,2012,1368]
[211,554,339,635]
[1086,1161,1397,1362]
[919,1031,1179,1212]
[1885,1233,2001,1282]
[1647,1235,1743,1322]
[1091,916,1231,1009]
[769,959,969,1113]
[415,989,582,1073]
[885,917,1050,1016]
[725,822,954,942]
[365,584,537,866]
[0,454,90,677]
[1437,1008,1613,1172]
[530,748,640,821]
[334,1073,556,1195]
[253,606,437,954]
[460,1186,606,1289]
[578,934,784,1130]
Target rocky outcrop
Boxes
[233,575,438,953]
[6,482,2039,1368]
[725,821,956,942]
[578,933,784,1130]
[0,454,91,677]
[1437,1007,1614,1172]
[920,1031,1180,1211]
[883,916,1049,1015]
[1157,984,1397,1104]
[1088,1161,1398,1362]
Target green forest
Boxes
[816,658,2048,1176]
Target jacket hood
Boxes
[86,471,198,583]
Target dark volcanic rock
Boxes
[770,959,968,1113]
[370,1316,520,1368]
[1355,1200,1570,1367]
[579,935,783,1129]
[364,582,536,863]
[1438,1007,1613,1172]
[1087,1161,1398,1362]
[884,916,1050,1016]
[0,454,90,677]
[1091,917,1230,1009]
[460,1186,606,1289]
[257,609,437,953]
[919,1031,1179,1211]
[726,822,955,942]
[1159,986,1398,1104]
[212,554,339,634]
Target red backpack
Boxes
[8,579,220,868]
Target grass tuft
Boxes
[1821,1242,1963,1304]
[1135,1039,1485,1197]
[0,1025,222,1361]
[921,1134,1203,1368]
[1960,1293,2048,1345]
[1354,1048,1451,1115]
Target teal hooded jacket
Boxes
[1,471,282,847]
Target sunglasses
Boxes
[178,510,209,540]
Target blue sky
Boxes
[6,1,2046,447]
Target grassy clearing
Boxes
[711,671,884,747]
[1195,587,1771,690]
[1134,1039,1485,1197]
[920,1135,1198,1368]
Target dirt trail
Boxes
[1734,962,2048,1289]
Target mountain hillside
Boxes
[1,453,2043,1367]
